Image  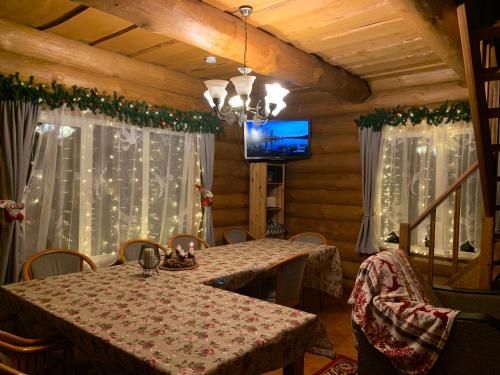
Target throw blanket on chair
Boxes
[348,249,459,374]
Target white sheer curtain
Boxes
[375,120,482,258]
[24,107,201,266]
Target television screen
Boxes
[244,119,310,161]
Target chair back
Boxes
[0,363,26,375]
[168,234,210,250]
[118,238,167,263]
[22,249,97,281]
[266,253,309,307]
[0,328,70,374]
[289,232,327,245]
[223,228,256,244]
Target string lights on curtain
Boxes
[376,122,481,258]
[24,109,203,264]
[203,6,289,126]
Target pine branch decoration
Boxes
[0,73,222,134]
[355,101,471,131]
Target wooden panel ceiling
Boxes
[203,0,444,81]
[47,8,131,43]
[0,0,462,104]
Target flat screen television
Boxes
[244,119,310,161]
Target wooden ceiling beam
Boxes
[75,0,371,103]
[0,51,204,110]
[387,0,466,82]
[284,81,469,117]
[0,18,204,100]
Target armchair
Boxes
[353,266,500,375]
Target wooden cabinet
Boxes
[249,162,285,239]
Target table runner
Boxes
[1,265,334,374]
[163,239,343,299]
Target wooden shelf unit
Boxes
[249,162,285,239]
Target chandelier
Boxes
[203,5,289,126]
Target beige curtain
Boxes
[198,133,215,246]
[0,100,40,284]
[356,127,382,255]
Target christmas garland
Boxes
[355,101,471,131]
[0,73,222,134]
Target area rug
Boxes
[313,355,358,375]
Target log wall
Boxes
[213,125,249,245]
[285,113,369,292]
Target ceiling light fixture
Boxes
[205,56,217,64]
[203,5,289,126]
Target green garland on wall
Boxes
[0,73,222,134]
[355,101,471,131]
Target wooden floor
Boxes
[265,288,356,375]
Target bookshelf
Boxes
[249,162,285,239]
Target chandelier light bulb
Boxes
[265,98,287,116]
[203,90,215,108]
[229,95,252,108]
[204,90,226,109]
[265,83,289,105]
[229,95,243,108]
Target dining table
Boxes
[0,239,341,374]
[163,238,343,299]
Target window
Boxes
[376,122,481,258]
[25,110,201,265]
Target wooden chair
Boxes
[223,228,256,244]
[22,249,97,281]
[289,232,327,310]
[0,363,25,375]
[260,253,309,308]
[0,327,73,375]
[118,238,168,264]
[167,234,210,250]
[289,232,327,245]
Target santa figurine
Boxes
[195,184,213,207]
[0,200,25,222]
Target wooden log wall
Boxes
[285,113,369,292]
[0,19,205,111]
[212,125,249,245]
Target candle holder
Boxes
[138,244,161,277]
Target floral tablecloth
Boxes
[1,265,334,374]
[163,239,343,299]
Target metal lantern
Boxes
[138,244,161,276]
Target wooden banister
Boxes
[410,161,479,229]
[458,3,496,217]
[399,160,480,284]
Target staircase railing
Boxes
[457,1,500,289]
[457,3,497,217]
[400,161,479,284]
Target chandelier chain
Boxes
[243,13,248,71]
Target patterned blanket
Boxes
[348,249,459,374]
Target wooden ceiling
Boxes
[0,0,465,111]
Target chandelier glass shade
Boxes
[203,6,289,126]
